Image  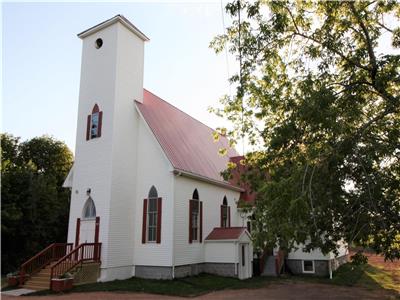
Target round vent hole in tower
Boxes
[95,38,103,49]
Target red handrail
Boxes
[19,243,73,285]
[50,243,101,288]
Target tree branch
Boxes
[282,3,373,72]
[349,2,378,79]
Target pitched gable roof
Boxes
[136,89,239,186]
[205,227,247,241]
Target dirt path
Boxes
[1,282,396,300]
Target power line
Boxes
[220,0,231,96]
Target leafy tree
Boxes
[1,134,73,273]
[211,1,400,259]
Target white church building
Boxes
[62,15,254,282]
[56,15,347,284]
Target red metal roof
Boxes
[205,227,247,240]
[136,89,239,185]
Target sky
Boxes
[2,1,238,154]
[2,2,398,155]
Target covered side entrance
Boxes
[204,227,252,279]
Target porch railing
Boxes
[20,243,73,285]
[50,242,101,287]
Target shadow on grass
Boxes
[330,263,399,295]
[25,274,277,297]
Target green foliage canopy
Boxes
[211,0,400,259]
[1,134,73,273]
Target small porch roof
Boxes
[205,227,250,241]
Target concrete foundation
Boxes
[286,255,348,277]
[203,263,236,277]
[135,266,173,279]
[134,262,237,279]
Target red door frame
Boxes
[75,217,100,244]
[75,218,81,248]
[94,216,100,260]
[75,216,100,259]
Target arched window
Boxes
[221,196,230,228]
[147,186,158,242]
[192,189,199,200]
[142,186,162,244]
[189,189,202,243]
[86,104,103,140]
[83,197,96,219]
[149,185,158,199]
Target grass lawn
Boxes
[23,260,399,297]
[26,274,275,297]
[332,262,400,293]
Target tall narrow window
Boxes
[221,196,230,228]
[83,197,96,219]
[242,245,245,266]
[142,186,162,244]
[86,104,103,140]
[189,189,202,243]
[147,186,158,242]
[192,199,199,241]
[91,112,99,138]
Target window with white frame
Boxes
[191,189,199,241]
[302,260,315,273]
[221,196,228,228]
[147,186,158,242]
[91,112,99,138]
[86,104,103,141]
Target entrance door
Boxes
[239,243,250,279]
[80,219,96,244]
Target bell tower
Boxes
[67,15,149,281]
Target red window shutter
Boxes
[98,111,103,137]
[86,115,91,140]
[156,198,162,244]
[142,199,147,244]
[220,205,223,227]
[199,202,203,243]
[189,200,193,243]
[228,206,231,227]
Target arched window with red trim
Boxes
[141,186,162,244]
[86,104,103,140]
[189,189,203,243]
[221,196,231,228]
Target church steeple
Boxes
[67,15,149,281]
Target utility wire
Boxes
[220,0,231,96]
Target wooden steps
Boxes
[19,243,101,291]
[22,263,56,290]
